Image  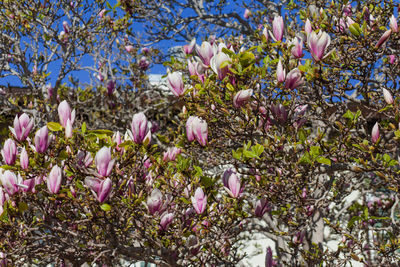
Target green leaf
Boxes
[226,83,235,92]
[251,144,264,157]
[81,122,87,134]
[47,122,63,131]
[243,149,257,159]
[201,176,214,188]
[193,165,203,177]
[18,202,28,213]
[347,215,361,228]
[348,23,361,37]
[239,52,255,67]
[343,110,354,120]
[88,129,114,136]
[317,157,331,166]
[100,203,112,211]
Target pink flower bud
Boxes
[0,170,20,195]
[160,212,174,230]
[389,55,396,64]
[276,59,286,83]
[304,19,312,35]
[375,30,392,49]
[47,165,62,194]
[262,26,269,42]
[130,112,151,144]
[291,37,304,58]
[284,68,303,90]
[186,116,208,146]
[308,31,331,61]
[34,126,51,154]
[125,45,134,53]
[95,147,115,177]
[210,52,231,80]
[271,16,284,42]
[62,21,70,34]
[167,72,185,97]
[343,4,352,16]
[10,113,34,141]
[20,147,29,170]
[1,139,17,165]
[97,178,112,202]
[191,187,207,214]
[243,9,251,19]
[183,38,196,55]
[99,9,106,18]
[65,119,73,139]
[371,122,380,143]
[147,188,163,215]
[233,89,253,108]
[196,41,215,66]
[382,88,394,104]
[58,100,75,128]
[265,246,273,267]
[390,15,398,32]
[254,198,269,217]
[106,80,115,95]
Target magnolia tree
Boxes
[1,0,400,266]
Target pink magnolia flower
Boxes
[163,147,182,162]
[196,41,215,66]
[147,188,163,215]
[84,177,112,202]
[254,198,269,217]
[183,38,196,55]
[97,178,112,202]
[210,52,231,80]
[1,139,16,165]
[243,9,251,19]
[291,37,304,58]
[20,147,29,170]
[130,112,151,144]
[271,103,287,123]
[125,45,134,53]
[284,68,303,90]
[186,116,208,146]
[191,187,207,214]
[65,119,73,139]
[10,113,34,141]
[0,170,21,195]
[159,212,174,230]
[276,59,286,83]
[308,31,331,61]
[389,55,396,64]
[58,100,75,128]
[371,122,380,143]
[223,172,242,198]
[233,89,253,108]
[47,165,62,194]
[34,126,51,154]
[95,147,115,177]
[167,72,185,97]
[271,16,284,42]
